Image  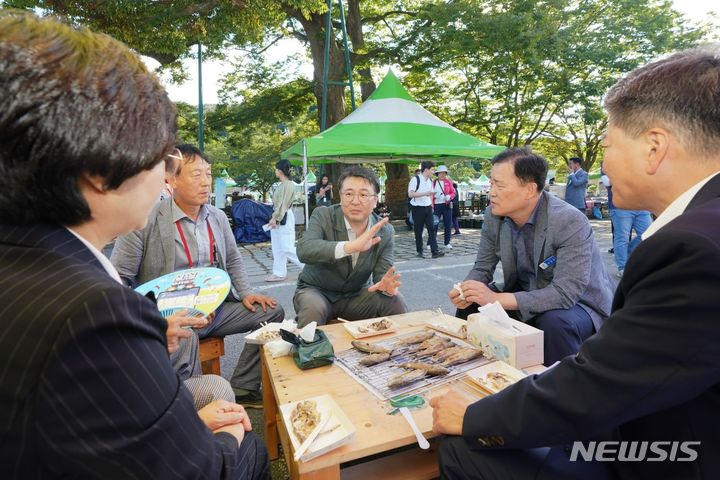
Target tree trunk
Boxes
[286,7,349,196]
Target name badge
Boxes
[539,255,557,270]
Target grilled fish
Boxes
[407,336,452,353]
[394,362,450,376]
[359,352,392,366]
[441,348,483,367]
[351,340,393,354]
[431,346,465,363]
[387,368,426,388]
[397,330,435,345]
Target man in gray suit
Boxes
[111,144,283,407]
[294,166,408,327]
[449,148,614,365]
[564,156,589,210]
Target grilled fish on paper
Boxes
[394,362,450,376]
[357,318,393,333]
[351,340,393,354]
[359,352,391,366]
[441,347,483,367]
[397,330,435,345]
[387,368,427,388]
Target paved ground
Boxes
[222,218,619,479]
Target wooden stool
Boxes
[199,337,225,376]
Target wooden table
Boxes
[262,310,477,480]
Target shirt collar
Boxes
[507,195,543,229]
[66,227,122,284]
[171,198,209,224]
[642,171,720,240]
[343,214,374,234]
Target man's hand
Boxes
[268,218,277,228]
[430,388,475,435]
[345,217,389,254]
[242,294,278,313]
[198,399,252,431]
[368,266,402,296]
[448,285,472,309]
[165,310,208,354]
[460,280,497,307]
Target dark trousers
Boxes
[411,205,438,254]
[439,436,613,480]
[456,303,594,366]
[237,431,271,480]
[434,203,453,246]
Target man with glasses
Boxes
[293,166,408,327]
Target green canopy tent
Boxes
[281,69,504,224]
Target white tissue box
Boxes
[466,313,543,368]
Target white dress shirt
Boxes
[67,227,123,284]
[334,215,374,268]
[408,175,434,207]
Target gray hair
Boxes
[603,44,720,158]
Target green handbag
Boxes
[281,329,335,370]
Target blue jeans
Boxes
[610,209,653,270]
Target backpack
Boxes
[407,175,421,205]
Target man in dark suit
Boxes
[431,45,720,479]
[450,148,614,365]
[294,166,408,327]
[0,12,268,479]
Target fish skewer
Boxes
[387,369,426,388]
[351,340,393,354]
[359,352,392,366]
[441,348,483,367]
[407,336,452,353]
[394,362,450,376]
[396,330,435,345]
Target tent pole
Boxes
[303,140,309,228]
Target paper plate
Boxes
[134,267,231,318]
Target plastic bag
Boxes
[280,329,335,370]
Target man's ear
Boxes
[645,128,670,175]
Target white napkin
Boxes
[266,339,293,358]
[299,321,317,342]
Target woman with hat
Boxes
[433,165,457,250]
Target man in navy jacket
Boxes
[431,45,720,479]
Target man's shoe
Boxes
[453,231,461,235]
[416,253,425,259]
[235,391,263,409]
[608,248,614,254]
[444,244,453,250]
[265,274,286,282]
[616,269,624,278]
[431,251,445,258]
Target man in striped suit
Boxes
[0,12,268,479]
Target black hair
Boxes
[275,159,292,177]
[316,173,330,190]
[490,147,547,193]
[176,144,210,174]
[420,160,436,173]
[0,11,177,226]
[337,166,381,194]
[568,157,582,166]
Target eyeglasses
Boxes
[341,191,377,204]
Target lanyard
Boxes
[175,220,215,268]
